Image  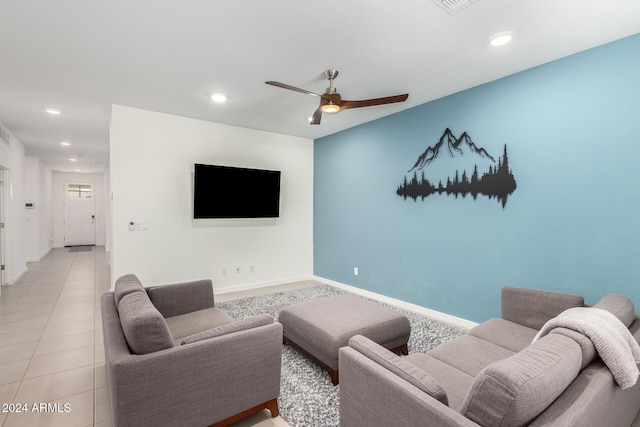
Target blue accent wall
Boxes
[314,34,640,323]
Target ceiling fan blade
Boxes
[265,81,333,102]
[310,106,322,125]
[340,94,409,110]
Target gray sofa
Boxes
[339,286,640,427]
[101,274,283,427]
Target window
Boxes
[68,184,92,199]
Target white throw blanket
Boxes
[532,307,640,389]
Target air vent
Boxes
[432,0,478,14]
[0,125,9,146]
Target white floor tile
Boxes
[24,346,94,379]
[0,359,31,386]
[0,341,37,364]
[34,330,95,357]
[14,365,94,403]
[47,308,95,325]
[0,316,49,334]
[41,319,95,340]
[0,381,20,405]
[0,327,42,348]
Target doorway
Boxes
[64,181,96,246]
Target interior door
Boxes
[64,182,96,246]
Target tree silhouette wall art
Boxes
[397,129,517,207]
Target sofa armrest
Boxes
[147,279,215,317]
[348,335,448,405]
[103,291,282,427]
[501,286,584,330]
[339,346,479,427]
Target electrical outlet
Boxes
[235,266,241,274]
[250,265,255,273]
[354,267,359,276]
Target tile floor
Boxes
[0,247,290,427]
[0,247,109,427]
[1,246,639,427]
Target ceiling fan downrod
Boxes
[324,69,339,94]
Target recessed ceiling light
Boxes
[490,31,514,47]
[69,158,78,162]
[210,93,227,103]
[74,169,82,172]
[46,108,61,115]
[60,141,71,146]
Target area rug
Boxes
[67,245,94,252]
[216,284,467,427]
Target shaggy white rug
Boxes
[216,284,466,427]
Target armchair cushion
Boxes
[461,334,581,427]
[147,279,215,318]
[181,314,274,345]
[165,307,233,341]
[114,274,145,307]
[348,335,448,405]
[118,292,174,355]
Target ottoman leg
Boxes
[329,368,339,386]
[284,335,341,385]
[396,343,409,355]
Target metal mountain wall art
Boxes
[397,128,517,208]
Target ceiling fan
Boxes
[266,69,409,125]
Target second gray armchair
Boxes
[101,274,282,427]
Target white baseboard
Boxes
[26,247,53,263]
[214,274,478,330]
[314,276,478,330]
[216,275,317,295]
[7,266,28,285]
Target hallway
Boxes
[0,246,110,426]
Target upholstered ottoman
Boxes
[279,294,411,385]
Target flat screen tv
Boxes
[193,163,281,219]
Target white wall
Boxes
[52,172,106,248]
[25,157,53,261]
[0,123,27,284]
[110,105,314,291]
[104,169,111,253]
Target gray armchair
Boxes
[101,274,282,427]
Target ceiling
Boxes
[1,0,639,174]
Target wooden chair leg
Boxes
[265,398,279,417]
[209,398,279,427]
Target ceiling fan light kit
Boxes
[266,69,408,125]
[321,103,341,114]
